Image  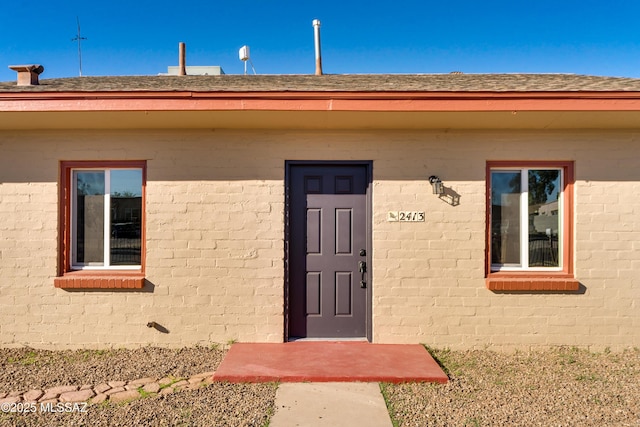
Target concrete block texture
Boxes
[0,129,639,350]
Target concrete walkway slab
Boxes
[270,382,393,427]
[213,341,448,383]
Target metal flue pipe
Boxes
[179,42,186,76]
[313,19,323,75]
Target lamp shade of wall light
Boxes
[429,176,444,195]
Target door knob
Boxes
[358,261,366,273]
[358,261,367,288]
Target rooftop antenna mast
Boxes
[71,17,87,76]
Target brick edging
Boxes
[0,371,215,406]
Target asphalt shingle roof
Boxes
[2,73,640,93]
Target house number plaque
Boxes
[387,211,425,222]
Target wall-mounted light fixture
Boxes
[429,176,444,195]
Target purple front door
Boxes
[287,163,370,339]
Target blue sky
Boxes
[2,1,640,81]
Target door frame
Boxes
[284,160,373,342]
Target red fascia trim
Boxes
[2,91,640,112]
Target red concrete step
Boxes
[212,342,448,383]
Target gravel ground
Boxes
[0,346,276,427]
[382,347,640,427]
[0,346,225,391]
[1,345,638,426]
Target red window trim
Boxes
[57,160,146,289]
[485,161,578,291]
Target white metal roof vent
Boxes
[163,66,224,76]
[239,45,256,75]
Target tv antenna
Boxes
[71,17,87,76]
[239,45,256,75]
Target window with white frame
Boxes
[489,166,564,271]
[71,168,143,269]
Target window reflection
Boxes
[110,170,142,266]
[491,168,561,270]
[75,172,105,265]
[491,171,521,266]
[528,170,559,267]
[73,169,142,267]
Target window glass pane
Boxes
[491,171,521,266]
[528,170,560,267]
[75,171,105,265]
[110,170,142,266]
